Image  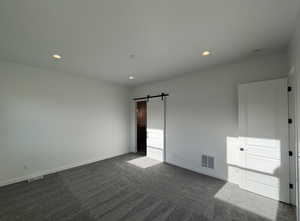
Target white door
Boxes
[238,78,289,203]
[147,97,165,162]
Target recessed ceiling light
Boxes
[129,76,135,80]
[253,49,262,53]
[129,54,135,59]
[202,51,211,56]
[52,54,62,60]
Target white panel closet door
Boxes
[147,98,165,162]
[238,78,289,203]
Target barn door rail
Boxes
[133,93,169,101]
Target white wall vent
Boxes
[202,155,214,169]
[202,155,208,167]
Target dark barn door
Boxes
[136,101,147,154]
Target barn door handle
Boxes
[240,148,244,151]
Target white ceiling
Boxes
[0,0,299,86]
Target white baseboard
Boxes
[165,160,226,182]
[0,152,129,188]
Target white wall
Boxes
[0,61,130,186]
[288,9,300,220]
[130,53,289,180]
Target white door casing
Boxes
[147,97,165,162]
[238,78,290,203]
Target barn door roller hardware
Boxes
[133,93,169,101]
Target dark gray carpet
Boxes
[0,154,296,221]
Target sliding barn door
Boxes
[238,78,289,203]
[147,98,165,162]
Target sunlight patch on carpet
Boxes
[127,157,161,169]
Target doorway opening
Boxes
[135,93,168,162]
[136,101,147,155]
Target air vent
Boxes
[202,155,214,169]
[202,155,208,167]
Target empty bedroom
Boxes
[1,1,300,221]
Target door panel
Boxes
[246,154,280,174]
[147,98,165,162]
[147,129,164,149]
[246,170,279,187]
[246,145,280,160]
[238,78,289,203]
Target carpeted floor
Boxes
[0,154,296,221]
